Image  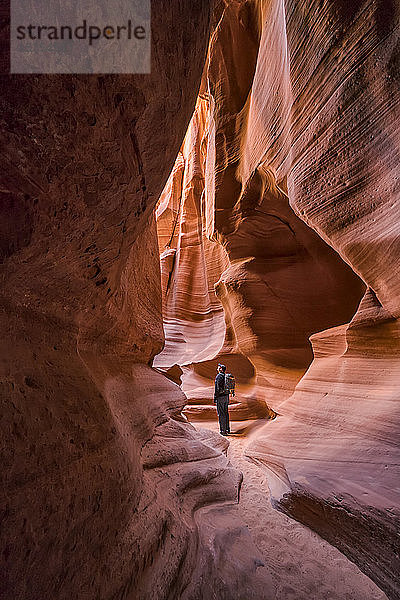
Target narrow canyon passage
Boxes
[153,1,400,597]
[2,0,399,598]
[196,421,388,600]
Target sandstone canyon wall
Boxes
[0,3,275,599]
[155,1,400,599]
[155,97,228,369]
[245,2,400,599]
[2,0,400,598]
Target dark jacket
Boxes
[214,372,228,401]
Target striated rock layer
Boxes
[203,0,367,406]
[0,2,275,598]
[242,2,400,599]
[3,0,399,597]
[155,1,400,598]
[154,97,228,368]
[155,5,366,407]
[248,291,400,599]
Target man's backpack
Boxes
[224,373,235,396]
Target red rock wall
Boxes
[156,0,365,404]
[3,0,399,597]
[0,3,275,598]
[244,2,400,598]
[204,0,366,405]
[154,1,400,598]
[154,98,229,368]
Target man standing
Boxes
[214,363,230,435]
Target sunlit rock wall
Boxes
[154,98,228,368]
[155,0,400,598]
[157,0,365,404]
[154,95,274,420]
[244,2,400,598]
[204,0,366,405]
[0,2,275,598]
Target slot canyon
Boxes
[1,1,399,599]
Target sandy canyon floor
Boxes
[194,420,388,600]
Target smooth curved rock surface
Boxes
[156,4,366,405]
[203,1,367,405]
[247,290,400,599]
[184,398,274,422]
[0,3,275,598]
[3,0,399,597]
[227,1,400,598]
[154,1,400,598]
[154,98,228,368]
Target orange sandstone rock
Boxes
[0,3,275,598]
[154,1,400,598]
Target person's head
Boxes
[217,363,226,373]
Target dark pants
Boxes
[216,396,230,434]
